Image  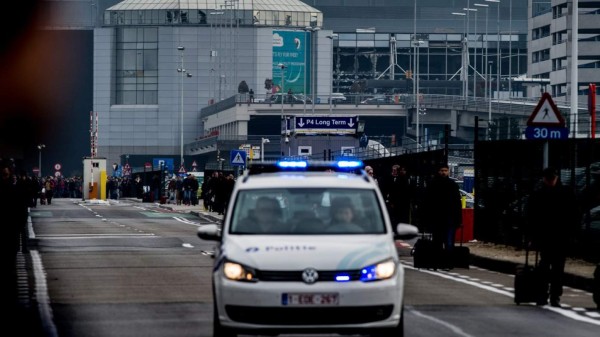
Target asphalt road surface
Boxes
[21,198,600,337]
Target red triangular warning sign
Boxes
[527,92,565,127]
[179,165,186,173]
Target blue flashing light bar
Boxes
[277,160,308,168]
[248,159,365,175]
[337,160,363,168]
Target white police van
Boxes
[197,159,418,337]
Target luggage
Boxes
[514,249,541,305]
[452,226,470,269]
[593,264,600,310]
[411,233,442,269]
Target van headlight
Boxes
[223,261,257,282]
[359,258,396,282]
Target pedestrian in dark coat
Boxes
[526,167,579,307]
[423,164,462,267]
[381,164,413,224]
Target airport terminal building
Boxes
[39,0,600,172]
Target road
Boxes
[23,198,600,337]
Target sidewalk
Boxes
[125,198,598,293]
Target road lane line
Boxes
[31,250,59,337]
[404,263,600,326]
[410,308,477,337]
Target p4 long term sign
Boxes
[293,116,359,135]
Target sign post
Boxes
[526,92,568,169]
[525,92,568,140]
[590,84,597,139]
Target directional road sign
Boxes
[293,116,359,134]
[230,150,247,166]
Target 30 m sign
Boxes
[525,126,569,140]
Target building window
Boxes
[115,27,158,105]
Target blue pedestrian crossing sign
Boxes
[230,150,247,166]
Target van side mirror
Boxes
[197,224,222,241]
[394,223,419,240]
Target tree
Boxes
[264,78,273,90]
[238,80,249,94]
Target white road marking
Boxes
[31,250,59,337]
[404,263,600,326]
[410,308,477,337]
[182,243,194,248]
[36,233,156,239]
[173,216,201,226]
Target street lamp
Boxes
[326,34,338,114]
[474,3,489,99]
[485,0,501,106]
[451,12,467,98]
[261,138,270,161]
[177,46,192,170]
[305,26,320,114]
[488,61,494,139]
[37,144,45,178]
[278,63,287,152]
[413,40,424,148]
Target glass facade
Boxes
[115,27,158,105]
[332,32,527,95]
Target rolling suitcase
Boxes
[514,249,541,305]
[452,226,470,269]
[411,233,442,269]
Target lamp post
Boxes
[326,34,338,114]
[488,61,494,139]
[278,63,287,152]
[463,5,477,99]
[305,26,320,114]
[474,3,489,99]
[261,137,270,161]
[485,0,501,105]
[177,46,192,169]
[414,40,424,148]
[37,144,45,178]
[452,11,467,98]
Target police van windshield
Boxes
[230,188,386,235]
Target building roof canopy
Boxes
[106,0,322,28]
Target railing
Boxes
[202,93,599,115]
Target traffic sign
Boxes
[54,171,61,177]
[527,93,565,127]
[144,162,152,169]
[179,165,187,174]
[54,163,62,171]
[230,150,247,166]
[293,116,359,134]
[525,126,569,140]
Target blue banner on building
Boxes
[273,30,310,95]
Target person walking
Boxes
[381,164,412,224]
[365,165,378,186]
[423,164,463,269]
[526,167,579,307]
[249,88,254,103]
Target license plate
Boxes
[282,293,339,306]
